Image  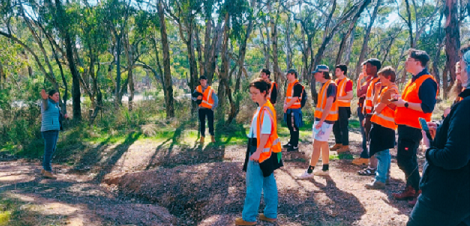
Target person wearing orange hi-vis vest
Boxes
[192,76,218,144]
[282,69,303,152]
[364,66,399,190]
[391,49,437,207]
[260,69,278,105]
[298,65,338,179]
[236,78,283,226]
[353,59,382,167]
[331,64,353,153]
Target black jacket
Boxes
[420,89,470,214]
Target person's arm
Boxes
[211,91,218,110]
[41,89,49,110]
[338,80,353,101]
[250,134,270,161]
[318,96,334,124]
[270,84,278,104]
[426,102,470,169]
[356,73,365,96]
[250,111,272,161]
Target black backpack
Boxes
[296,82,308,108]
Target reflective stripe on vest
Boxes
[286,80,302,109]
[314,80,338,121]
[395,74,437,129]
[336,78,352,107]
[196,85,214,108]
[255,101,282,163]
[364,77,380,114]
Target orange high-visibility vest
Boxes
[314,80,338,121]
[371,84,399,130]
[285,80,302,109]
[267,81,278,101]
[395,74,437,129]
[196,85,214,109]
[252,101,282,163]
[336,77,353,107]
[364,77,380,114]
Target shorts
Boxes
[312,120,334,142]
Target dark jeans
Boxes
[407,195,470,226]
[397,125,422,191]
[357,107,368,158]
[286,110,299,147]
[333,107,350,145]
[42,130,59,172]
[199,108,214,137]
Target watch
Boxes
[404,102,409,108]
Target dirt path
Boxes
[1,131,422,225]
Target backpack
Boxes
[296,82,308,108]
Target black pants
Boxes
[357,107,369,158]
[199,108,214,137]
[333,107,350,145]
[397,125,422,191]
[286,111,299,147]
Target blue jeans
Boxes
[242,160,278,222]
[375,149,391,183]
[357,107,368,158]
[42,130,59,172]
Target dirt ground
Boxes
[0,130,425,225]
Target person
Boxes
[260,69,278,105]
[298,65,337,179]
[352,59,382,167]
[392,49,437,206]
[356,59,382,177]
[331,64,353,153]
[407,45,470,226]
[40,89,64,179]
[236,78,283,226]
[192,76,218,144]
[283,69,303,152]
[364,66,398,189]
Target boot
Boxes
[235,217,256,226]
[392,185,416,200]
[211,136,215,143]
[259,214,277,223]
[199,136,205,144]
[337,145,350,153]
[330,143,342,151]
[42,170,57,179]
[352,157,369,166]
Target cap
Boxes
[312,65,329,74]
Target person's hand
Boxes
[315,121,323,130]
[443,108,451,118]
[283,105,287,113]
[41,89,48,100]
[197,96,202,100]
[249,151,261,161]
[374,82,382,92]
[358,72,365,81]
[427,122,437,139]
[362,119,365,127]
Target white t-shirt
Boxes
[248,107,272,138]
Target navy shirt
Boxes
[412,68,437,113]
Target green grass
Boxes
[329,152,354,160]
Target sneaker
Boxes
[298,170,314,179]
[287,146,299,152]
[283,143,292,148]
[235,217,256,226]
[259,213,276,223]
[330,144,342,151]
[42,170,57,179]
[314,170,329,176]
[365,180,385,189]
[352,157,369,166]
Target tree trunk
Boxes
[355,0,381,78]
[335,0,370,66]
[404,0,414,48]
[216,12,230,122]
[270,0,281,85]
[285,15,292,69]
[125,36,135,111]
[158,0,175,118]
[444,0,460,92]
[344,28,355,66]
